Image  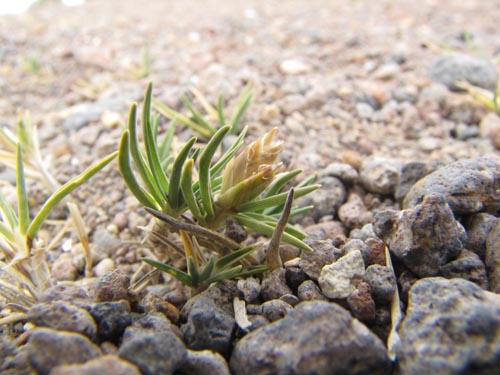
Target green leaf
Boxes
[229,86,252,134]
[198,256,216,281]
[198,125,231,220]
[180,159,204,220]
[235,213,313,252]
[217,94,225,126]
[153,98,213,139]
[239,184,320,213]
[127,102,166,206]
[187,256,200,286]
[241,211,307,239]
[0,190,18,229]
[263,169,303,198]
[27,151,117,240]
[209,126,247,178]
[16,145,29,235]
[0,221,15,243]
[237,265,269,278]
[168,137,196,210]
[181,95,217,135]
[142,83,170,200]
[143,258,193,287]
[158,119,177,162]
[206,265,243,284]
[215,245,260,270]
[118,131,158,209]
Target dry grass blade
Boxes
[386,246,402,361]
[67,202,92,277]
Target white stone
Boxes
[279,59,311,75]
[318,250,365,299]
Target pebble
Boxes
[338,192,373,229]
[261,299,293,322]
[297,280,328,301]
[94,270,130,302]
[260,268,293,300]
[322,162,359,184]
[27,302,97,340]
[318,249,365,299]
[51,355,140,375]
[140,294,180,324]
[360,156,402,195]
[398,277,500,374]
[403,156,500,215]
[427,53,499,91]
[299,239,338,281]
[279,59,311,75]
[304,220,347,241]
[27,328,101,374]
[301,175,346,220]
[230,301,391,375]
[395,161,438,202]
[441,249,489,290]
[181,349,231,375]
[364,264,396,304]
[51,253,79,281]
[38,284,90,303]
[374,193,466,277]
[89,301,132,342]
[465,212,497,260]
[285,267,309,293]
[93,257,115,277]
[237,277,261,303]
[341,238,371,265]
[346,281,376,321]
[486,219,500,293]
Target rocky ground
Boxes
[1,0,500,374]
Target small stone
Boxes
[297,280,328,301]
[347,282,376,321]
[486,219,500,293]
[356,102,374,119]
[230,301,391,375]
[51,355,140,375]
[300,176,346,220]
[140,294,180,324]
[341,238,370,266]
[364,264,396,304]
[322,162,359,184]
[360,157,402,195]
[39,284,89,303]
[237,277,261,303]
[51,253,79,281]
[93,258,115,277]
[181,296,236,355]
[338,193,373,229]
[27,302,97,340]
[181,349,231,375]
[27,328,101,375]
[94,270,130,302]
[350,223,378,242]
[285,267,308,293]
[366,238,387,266]
[89,301,132,342]
[428,53,499,91]
[304,220,347,241]
[374,193,466,277]
[441,249,489,289]
[465,213,497,260]
[279,59,311,75]
[403,156,500,215]
[318,250,365,299]
[398,277,500,374]
[280,293,300,306]
[261,268,293,301]
[395,161,438,202]
[299,240,338,281]
[373,62,400,80]
[261,300,293,322]
[118,329,187,375]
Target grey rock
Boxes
[364,264,396,304]
[350,223,378,241]
[403,157,500,215]
[94,270,130,302]
[342,238,371,266]
[486,219,500,293]
[319,249,365,299]
[398,277,500,375]
[27,328,101,375]
[395,161,438,202]
[261,268,293,300]
[237,277,261,303]
[322,162,359,184]
[300,176,346,220]
[441,249,489,289]
[366,238,388,266]
[230,301,391,375]
[280,293,300,306]
[89,301,132,342]
[356,102,375,119]
[38,283,89,303]
[299,239,338,281]
[181,280,238,319]
[428,53,499,91]
[27,302,97,340]
[181,349,231,375]
[123,313,183,342]
[360,156,401,195]
[51,355,140,375]
[285,267,309,293]
[118,329,187,375]
[304,220,346,241]
[0,336,17,372]
[181,296,235,355]
[374,193,466,277]
[338,193,373,229]
[466,212,497,260]
[261,299,293,322]
[346,282,376,321]
[297,280,328,301]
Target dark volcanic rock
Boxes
[403,157,500,215]
[397,277,500,375]
[89,301,132,342]
[374,193,466,277]
[230,301,391,375]
[441,249,489,289]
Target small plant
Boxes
[119,83,319,292]
[456,80,500,114]
[153,84,252,138]
[0,144,116,320]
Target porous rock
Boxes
[89,301,132,342]
[403,156,500,215]
[441,249,488,290]
[346,282,376,321]
[299,239,338,281]
[486,219,500,293]
[360,156,401,195]
[364,264,396,304]
[465,212,497,260]
[374,193,466,277]
[181,349,231,375]
[230,301,391,375]
[27,328,101,375]
[51,355,140,375]
[318,249,365,299]
[398,277,500,375]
